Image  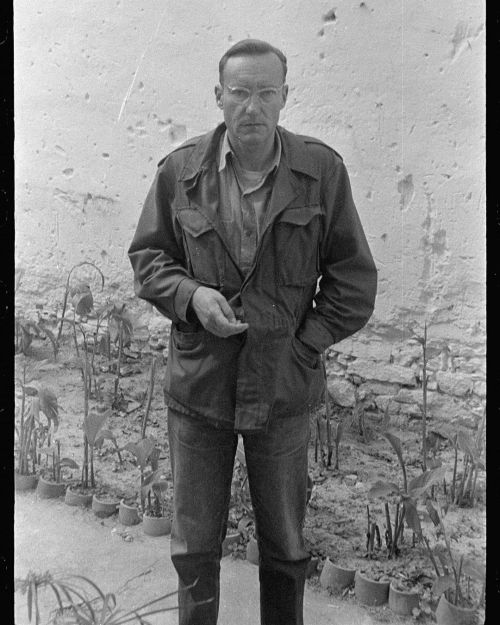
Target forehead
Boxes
[222,53,284,86]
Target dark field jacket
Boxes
[128,123,377,431]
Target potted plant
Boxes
[422,500,485,625]
[37,440,79,499]
[15,360,59,491]
[120,437,160,526]
[141,470,171,537]
[319,557,356,594]
[388,579,421,616]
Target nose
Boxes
[244,93,261,113]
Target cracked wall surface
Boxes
[15,0,485,423]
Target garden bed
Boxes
[15,331,486,623]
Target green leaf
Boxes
[408,466,447,498]
[382,431,405,469]
[59,458,79,470]
[94,429,116,450]
[456,431,477,459]
[403,499,422,535]
[425,499,441,527]
[38,387,59,431]
[71,286,94,316]
[368,480,400,498]
[432,574,454,596]
[83,411,109,446]
[141,469,162,497]
[98,429,116,441]
[124,438,156,470]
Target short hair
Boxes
[218,39,287,84]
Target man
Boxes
[129,39,377,625]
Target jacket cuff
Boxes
[296,315,335,354]
[174,278,202,323]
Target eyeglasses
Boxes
[224,84,285,104]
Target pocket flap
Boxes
[278,204,322,226]
[177,209,214,237]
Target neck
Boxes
[228,133,276,172]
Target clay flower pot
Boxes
[222,531,241,557]
[354,570,390,606]
[320,558,356,594]
[92,494,119,518]
[389,582,420,616]
[15,472,38,492]
[36,476,66,499]
[246,537,259,565]
[435,594,478,625]
[142,513,171,537]
[64,487,93,508]
[118,500,141,526]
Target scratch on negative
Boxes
[116,7,168,123]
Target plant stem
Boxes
[421,322,428,472]
[322,353,333,467]
[114,321,123,403]
[72,311,80,357]
[141,357,157,439]
[456,455,469,505]
[90,446,95,489]
[422,535,441,576]
[391,503,400,558]
[366,505,371,552]
[451,443,458,502]
[384,502,392,550]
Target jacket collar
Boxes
[178,123,320,182]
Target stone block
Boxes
[392,345,422,367]
[346,360,417,386]
[358,381,400,397]
[327,377,356,407]
[435,371,473,397]
[398,402,423,418]
[374,396,400,414]
[394,389,422,404]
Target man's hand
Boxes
[191,287,249,338]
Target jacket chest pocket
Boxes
[177,208,224,287]
[274,204,321,286]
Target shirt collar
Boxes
[218,130,282,174]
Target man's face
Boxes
[215,52,288,151]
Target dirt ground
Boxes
[14,332,487,623]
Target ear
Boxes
[280,84,289,110]
[214,84,224,109]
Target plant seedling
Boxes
[122,437,160,510]
[422,499,485,609]
[39,440,79,483]
[369,431,446,557]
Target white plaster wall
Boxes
[15,0,485,355]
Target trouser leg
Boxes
[168,409,237,625]
[243,413,311,625]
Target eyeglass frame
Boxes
[222,83,286,104]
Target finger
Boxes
[227,322,249,335]
[217,298,237,324]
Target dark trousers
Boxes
[167,408,311,625]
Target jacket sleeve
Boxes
[128,163,201,323]
[296,159,377,353]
